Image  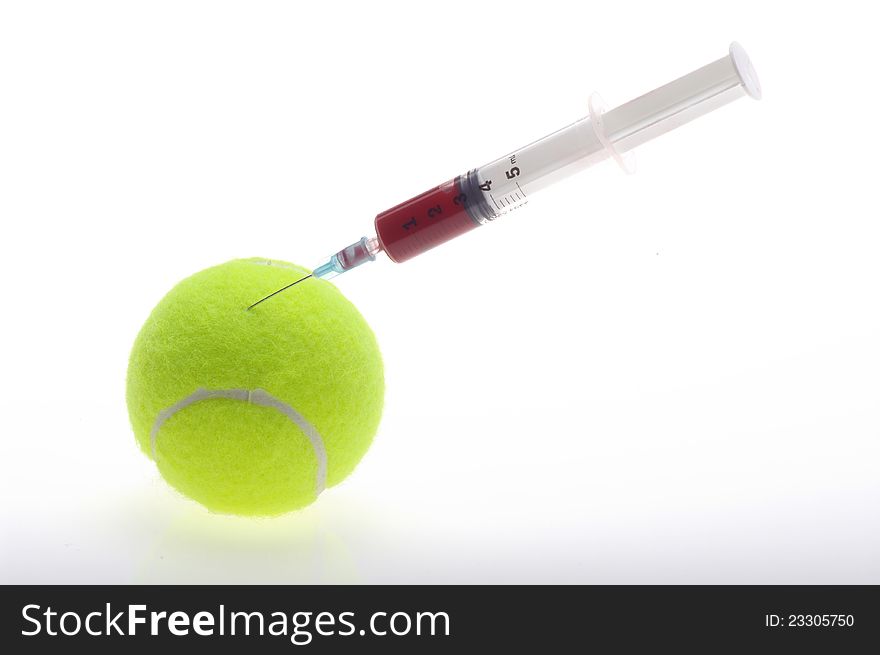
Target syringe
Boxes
[250,43,760,308]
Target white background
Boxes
[1,1,878,584]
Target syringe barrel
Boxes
[375,177,478,263]
[372,43,759,265]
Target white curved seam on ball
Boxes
[150,388,328,496]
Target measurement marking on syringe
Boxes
[489,194,501,210]
[515,182,527,198]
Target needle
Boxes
[247,273,312,310]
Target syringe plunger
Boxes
[601,42,761,157]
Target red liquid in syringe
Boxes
[374,177,479,263]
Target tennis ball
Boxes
[126,258,383,516]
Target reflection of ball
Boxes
[126,258,384,516]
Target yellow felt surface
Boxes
[126,258,384,515]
